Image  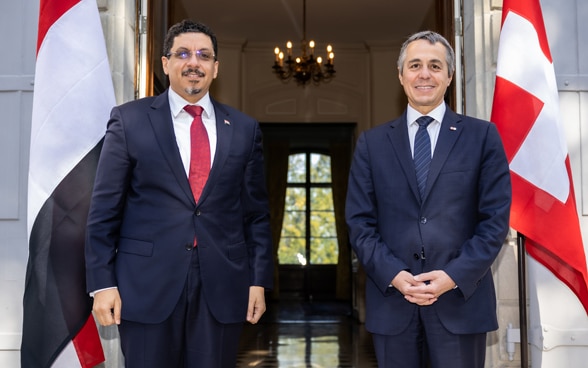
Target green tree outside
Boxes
[279,153,339,265]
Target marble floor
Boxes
[236,298,378,367]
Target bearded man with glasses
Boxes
[85,19,273,368]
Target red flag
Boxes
[22,0,114,366]
[491,0,588,313]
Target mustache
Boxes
[182,68,205,77]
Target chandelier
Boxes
[272,0,335,86]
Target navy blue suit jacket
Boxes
[345,106,511,335]
[85,90,273,324]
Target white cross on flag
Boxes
[491,0,588,313]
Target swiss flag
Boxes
[491,0,588,313]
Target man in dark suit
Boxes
[345,31,511,367]
[85,19,273,367]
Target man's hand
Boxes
[391,270,437,305]
[410,270,456,305]
[246,286,266,324]
[92,288,122,326]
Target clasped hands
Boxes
[391,270,456,306]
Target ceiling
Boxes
[174,0,437,47]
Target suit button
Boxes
[185,243,193,251]
[420,217,427,224]
[413,253,420,260]
[195,210,201,216]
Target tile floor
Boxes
[236,299,378,367]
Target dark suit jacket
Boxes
[345,106,511,335]
[85,90,273,324]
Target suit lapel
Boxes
[423,108,463,200]
[387,113,422,202]
[148,90,195,204]
[198,99,234,203]
[388,108,464,203]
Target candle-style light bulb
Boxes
[286,41,292,57]
[317,56,323,64]
[274,47,280,62]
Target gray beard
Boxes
[185,87,202,95]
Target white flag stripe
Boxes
[511,100,569,202]
[52,342,82,368]
[497,11,569,202]
[28,0,115,237]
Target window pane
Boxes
[281,210,305,237]
[311,210,337,237]
[285,187,306,211]
[278,237,306,265]
[310,237,338,264]
[287,153,306,183]
[311,187,333,211]
[310,153,331,183]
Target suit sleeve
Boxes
[444,123,511,299]
[85,106,131,292]
[242,122,274,289]
[345,132,410,294]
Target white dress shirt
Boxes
[168,88,217,175]
[406,103,446,158]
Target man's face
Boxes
[398,39,453,115]
[162,32,218,104]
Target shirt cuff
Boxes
[90,286,117,297]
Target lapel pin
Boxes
[450,126,457,131]
[224,119,231,125]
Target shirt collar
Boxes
[406,103,446,126]
[168,88,214,119]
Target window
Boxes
[278,152,339,265]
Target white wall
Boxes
[0,0,38,366]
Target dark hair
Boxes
[397,31,455,77]
[163,19,218,60]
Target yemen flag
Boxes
[491,0,588,313]
[22,0,115,367]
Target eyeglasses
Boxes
[166,49,216,62]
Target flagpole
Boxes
[517,232,529,367]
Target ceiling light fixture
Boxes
[272,0,335,86]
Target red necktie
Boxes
[184,105,210,203]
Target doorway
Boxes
[261,123,355,302]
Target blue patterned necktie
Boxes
[414,116,434,199]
